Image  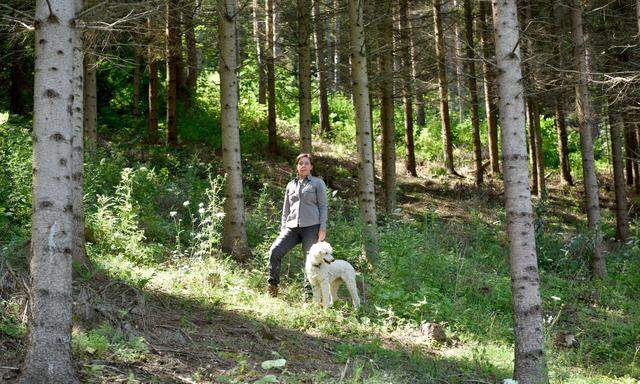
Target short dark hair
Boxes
[295,153,313,165]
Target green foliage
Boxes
[73,322,148,362]
[0,300,27,338]
[0,115,32,242]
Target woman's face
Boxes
[296,157,313,178]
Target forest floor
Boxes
[1,130,639,383]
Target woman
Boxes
[268,153,328,297]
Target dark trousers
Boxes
[268,224,319,286]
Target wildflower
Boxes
[198,202,204,208]
[198,208,205,215]
[183,200,190,207]
[215,212,226,218]
[550,296,561,301]
[169,211,177,217]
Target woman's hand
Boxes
[318,229,326,242]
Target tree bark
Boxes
[571,0,606,280]
[608,105,630,242]
[399,0,417,177]
[166,0,179,146]
[333,0,341,90]
[266,0,277,155]
[450,0,466,122]
[478,0,500,175]
[348,0,378,264]
[133,53,141,117]
[184,0,198,100]
[555,100,573,186]
[219,0,251,261]
[433,0,456,175]
[9,39,26,116]
[71,6,88,273]
[84,52,97,158]
[253,0,267,104]
[313,0,332,136]
[527,100,539,196]
[529,100,545,198]
[624,113,637,186]
[298,0,313,153]
[491,1,549,382]
[409,9,425,127]
[379,0,396,214]
[148,17,159,145]
[19,0,80,382]
[464,0,482,186]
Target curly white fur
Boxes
[305,241,360,308]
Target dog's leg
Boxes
[345,276,360,308]
[321,280,333,308]
[330,280,341,304]
[312,284,322,304]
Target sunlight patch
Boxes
[0,112,8,125]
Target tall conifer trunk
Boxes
[219,0,251,261]
[571,0,606,280]
[298,0,312,153]
[166,0,179,146]
[379,0,396,213]
[266,0,277,155]
[313,0,332,136]
[464,0,482,186]
[399,0,416,176]
[491,0,549,382]
[478,0,499,175]
[433,0,456,175]
[348,0,378,263]
[19,0,81,381]
[608,105,630,242]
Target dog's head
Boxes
[308,241,334,265]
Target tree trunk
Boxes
[333,0,341,90]
[133,53,141,117]
[399,0,417,177]
[624,114,637,186]
[184,0,198,100]
[478,0,500,175]
[608,105,630,242]
[527,100,539,196]
[634,116,640,194]
[571,0,606,280]
[266,0,277,155]
[379,0,396,214]
[298,0,313,153]
[71,9,88,273]
[491,1,549,382]
[530,100,545,198]
[464,0,482,186]
[84,52,97,158]
[433,0,456,175]
[9,39,26,116]
[219,0,251,261]
[148,18,159,145]
[348,0,378,264]
[555,100,573,185]
[409,9,425,127]
[451,0,465,123]
[19,1,81,382]
[253,0,267,104]
[313,0,332,136]
[166,0,179,146]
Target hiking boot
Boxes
[268,284,278,298]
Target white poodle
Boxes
[305,241,360,308]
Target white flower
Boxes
[198,208,205,215]
[550,296,561,301]
[332,190,338,197]
[183,200,190,207]
[169,211,178,217]
[198,202,204,208]
[503,380,518,384]
[215,212,226,218]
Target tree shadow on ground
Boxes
[1,270,512,384]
